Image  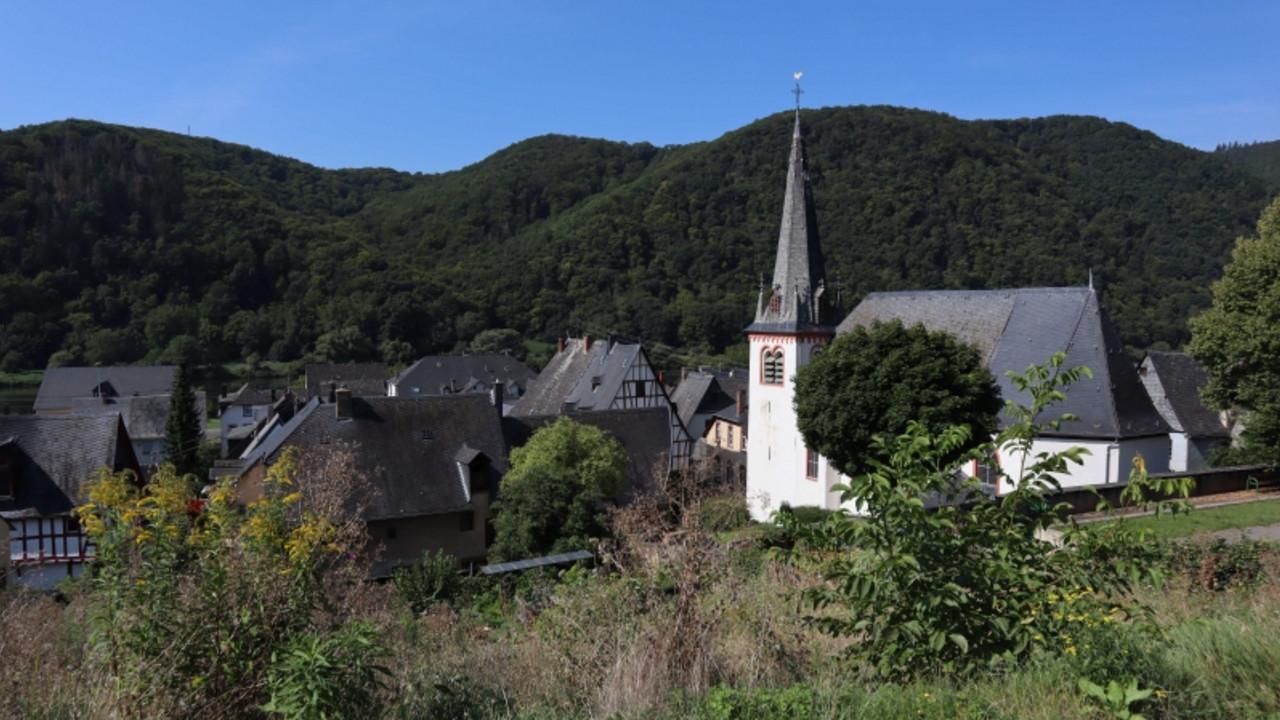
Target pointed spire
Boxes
[751,77,832,331]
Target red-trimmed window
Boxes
[762,347,784,385]
[806,450,819,479]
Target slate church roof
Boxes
[839,287,1170,440]
[1139,352,1229,440]
[35,366,175,412]
[747,107,838,334]
[0,414,139,519]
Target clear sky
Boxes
[2,0,1276,175]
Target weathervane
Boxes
[792,71,804,109]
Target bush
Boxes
[394,549,462,613]
[699,496,752,532]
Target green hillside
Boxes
[1217,139,1280,186]
[0,110,1274,371]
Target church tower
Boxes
[745,80,841,520]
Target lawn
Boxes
[1089,497,1280,539]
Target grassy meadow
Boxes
[3,486,1280,720]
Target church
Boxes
[745,94,1171,521]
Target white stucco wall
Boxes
[746,333,841,520]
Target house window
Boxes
[241,406,253,418]
[806,450,819,479]
[634,380,646,397]
[469,462,490,494]
[386,526,398,540]
[727,426,735,449]
[460,511,476,533]
[974,452,1000,492]
[762,348,784,385]
[714,424,722,446]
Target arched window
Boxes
[762,347,784,385]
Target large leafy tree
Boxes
[492,416,628,561]
[1189,195,1280,465]
[163,359,203,478]
[793,319,1003,478]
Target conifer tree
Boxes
[163,358,203,478]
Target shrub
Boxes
[395,549,463,613]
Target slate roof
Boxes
[222,384,279,407]
[303,363,388,397]
[35,366,175,412]
[390,355,536,399]
[510,338,652,417]
[838,287,1170,440]
[257,394,508,523]
[669,370,749,441]
[504,407,673,502]
[1140,352,1229,439]
[747,109,837,334]
[0,414,138,519]
[71,392,207,440]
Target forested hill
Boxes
[1217,139,1280,186]
[0,110,1274,372]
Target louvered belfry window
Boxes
[762,348,784,385]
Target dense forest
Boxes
[0,109,1275,372]
[1216,139,1280,186]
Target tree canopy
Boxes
[1189,195,1280,465]
[491,416,629,561]
[0,113,1272,372]
[793,320,1003,477]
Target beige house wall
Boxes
[704,417,746,452]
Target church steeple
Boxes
[750,78,834,332]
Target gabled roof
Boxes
[223,384,279,407]
[258,394,508,522]
[669,370,749,441]
[35,366,175,412]
[504,407,673,502]
[1140,352,1229,439]
[838,287,1170,440]
[303,363,388,397]
[70,392,207,440]
[510,338,653,417]
[0,414,138,519]
[391,355,536,399]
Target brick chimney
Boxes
[736,390,744,415]
[335,388,352,418]
[583,333,592,350]
[558,337,566,353]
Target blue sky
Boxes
[2,1,1276,174]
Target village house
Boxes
[670,369,749,485]
[34,365,176,414]
[2,414,141,588]
[221,389,508,575]
[511,336,694,472]
[303,363,389,398]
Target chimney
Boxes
[490,381,505,411]
[583,333,592,350]
[736,390,744,415]
[270,388,277,402]
[558,337,566,353]
[335,388,352,418]
[328,382,336,404]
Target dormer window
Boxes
[769,293,781,314]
